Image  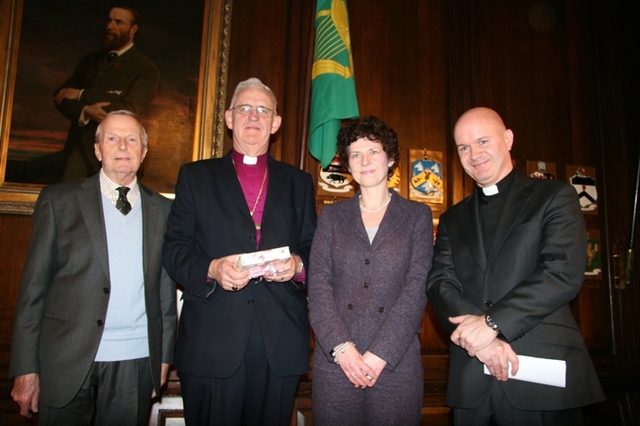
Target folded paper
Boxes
[235,246,291,279]
[483,355,566,387]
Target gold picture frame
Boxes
[0,0,232,214]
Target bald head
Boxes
[454,107,507,136]
[453,107,514,187]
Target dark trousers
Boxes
[453,379,584,426]
[180,314,300,426]
[38,357,154,426]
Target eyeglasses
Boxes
[231,104,276,118]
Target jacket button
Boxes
[347,304,353,310]
[103,287,110,294]
[249,234,256,241]
[248,299,255,305]
[378,307,385,313]
[363,282,370,288]
[97,320,104,326]
[364,259,370,265]
[484,300,493,308]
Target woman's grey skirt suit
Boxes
[308,192,433,425]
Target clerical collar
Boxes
[231,149,267,167]
[482,185,499,196]
[243,155,257,165]
[479,169,516,197]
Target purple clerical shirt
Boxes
[232,150,268,248]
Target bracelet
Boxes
[330,341,355,364]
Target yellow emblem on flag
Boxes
[312,0,354,80]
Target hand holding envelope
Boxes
[484,355,566,387]
[235,246,291,279]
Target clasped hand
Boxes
[449,314,519,381]
[449,314,497,356]
[334,344,385,389]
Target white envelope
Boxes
[483,355,566,388]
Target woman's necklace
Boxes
[233,158,268,229]
[359,193,392,213]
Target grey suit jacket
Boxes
[9,173,176,408]
[427,170,604,410]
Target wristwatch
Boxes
[293,257,304,278]
[485,314,500,332]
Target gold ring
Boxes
[351,373,356,377]
[232,285,238,291]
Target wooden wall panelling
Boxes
[347,0,450,210]
[591,0,640,379]
[446,0,476,204]
[565,0,615,371]
[223,0,315,169]
[469,0,574,166]
[590,0,640,420]
[222,0,287,155]
[278,1,316,171]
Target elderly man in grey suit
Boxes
[9,110,176,425]
[427,107,604,425]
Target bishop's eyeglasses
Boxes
[230,104,276,118]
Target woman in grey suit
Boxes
[308,116,433,425]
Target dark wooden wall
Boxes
[1,0,638,422]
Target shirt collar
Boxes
[109,42,134,57]
[99,169,140,206]
[478,169,516,197]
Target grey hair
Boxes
[95,110,148,147]
[229,77,278,113]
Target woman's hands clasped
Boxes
[334,344,385,389]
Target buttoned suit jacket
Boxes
[56,45,159,175]
[427,170,604,411]
[162,152,317,378]
[9,173,176,408]
[308,193,432,391]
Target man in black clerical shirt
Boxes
[427,107,604,426]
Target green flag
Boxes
[309,0,359,168]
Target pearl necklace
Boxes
[359,193,392,213]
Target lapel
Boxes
[485,171,534,265]
[261,157,287,236]
[351,193,374,245]
[456,171,535,271]
[217,152,257,230]
[458,193,488,272]
[139,183,160,275]
[338,192,383,246]
[76,174,110,279]
[366,191,401,248]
